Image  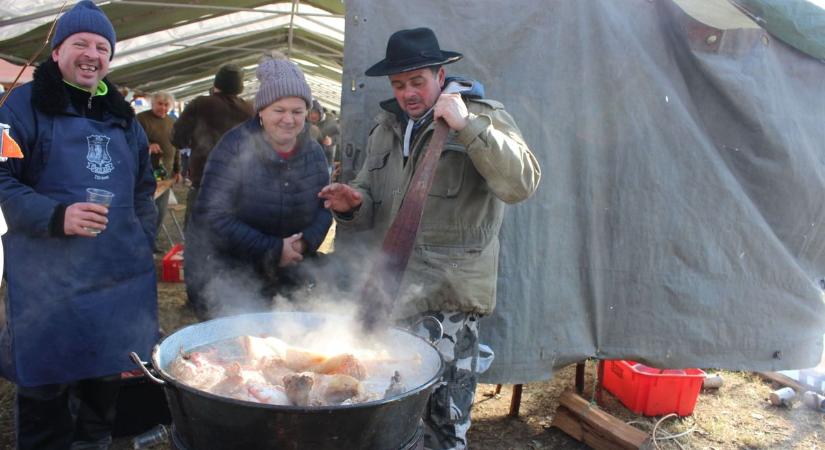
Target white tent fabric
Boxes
[114,5,343,67]
[0,1,344,106]
[0,0,67,40]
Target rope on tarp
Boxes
[0,1,68,109]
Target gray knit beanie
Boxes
[51,1,116,60]
[254,51,312,112]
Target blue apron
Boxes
[0,110,158,387]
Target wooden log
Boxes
[551,391,649,450]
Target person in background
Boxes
[172,64,255,229]
[307,99,336,175]
[318,27,541,450]
[137,91,180,244]
[180,146,191,183]
[185,51,331,319]
[319,109,341,180]
[0,2,158,448]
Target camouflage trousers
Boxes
[404,311,481,450]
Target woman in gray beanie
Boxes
[185,51,332,317]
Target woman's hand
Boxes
[291,237,308,254]
[279,233,304,267]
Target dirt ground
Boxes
[0,184,823,449]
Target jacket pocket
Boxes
[414,243,497,311]
[429,143,466,198]
[365,151,391,213]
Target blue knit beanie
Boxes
[51,1,116,59]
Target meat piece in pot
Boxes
[247,382,290,405]
[309,353,367,380]
[284,348,327,372]
[315,373,364,404]
[236,335,288,366]
[209,363,257,402]
[259,357,295,385]
[384,371,407,399]
[283,372,364,406]
[283,373,314,406]
[168,348,225,390]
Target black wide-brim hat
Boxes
[365,27,463,77]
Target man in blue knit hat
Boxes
[0,1,158,448]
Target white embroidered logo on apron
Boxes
[86,134,114,179]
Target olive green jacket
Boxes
[337,96,541,318]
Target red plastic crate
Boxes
[602,360,705,416]
[161,243,184,283]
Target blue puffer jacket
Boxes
[186,118,331,309]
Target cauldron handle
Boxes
[410,316,444,344]
[129,351,166,385]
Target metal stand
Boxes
[161,205,186,247]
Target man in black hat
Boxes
[320,27,541,449]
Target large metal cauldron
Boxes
[133,312,443,450]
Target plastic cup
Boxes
[85,188,114,234]
[86,188,114,206]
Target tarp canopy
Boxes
[340,0,825,383]
[732,0,825,61]
[0,0,344,108]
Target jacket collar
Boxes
[32,59,134,123]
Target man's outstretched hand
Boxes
[318,183,363,213]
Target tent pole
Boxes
[287,0,300,58]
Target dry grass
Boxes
[467,365,825,450]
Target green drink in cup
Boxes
[85,188,114,235]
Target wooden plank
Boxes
[551,407,583,440]
[551,391,649,450]
[757,371,822,394]
[553,406,644,450]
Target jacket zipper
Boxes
[87,93,93,111]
